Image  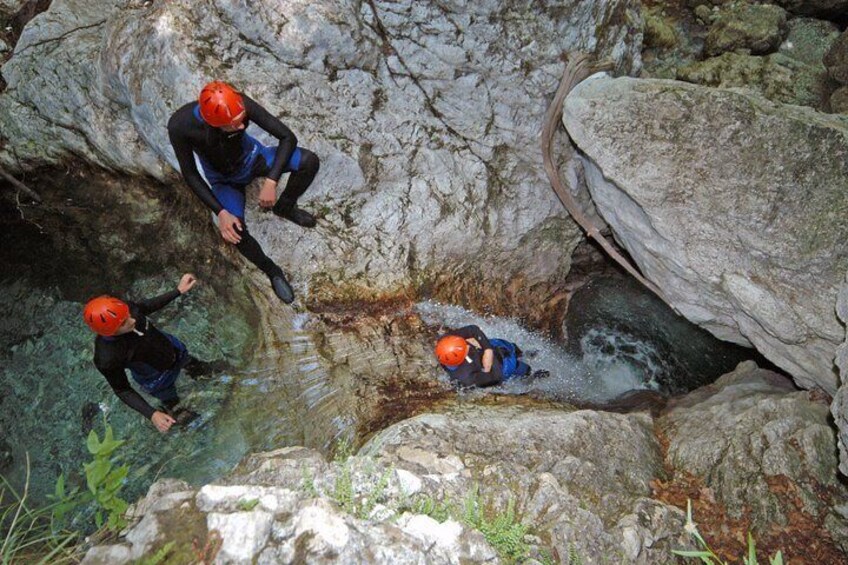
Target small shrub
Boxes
[462,485,530,563]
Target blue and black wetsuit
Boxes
[93,290,189,419]
[167,95,319,278]
[438,325,531,388]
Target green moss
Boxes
[644,10,678,50]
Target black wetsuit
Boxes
[167,95,319,280]
[93,290,185,419]
[438,325,505,388]
[167,95,298,215]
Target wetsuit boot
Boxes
[273,197,316,228]
[171,406,200,427]
[269,266,295,304]
[184,356,227,380]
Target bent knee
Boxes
[298,149,320,173]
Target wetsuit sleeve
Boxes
[167,122,225,215]
[453,366,502,388]
[452,325,492,349]
[243,95,297,182]
[97,365,156,420]
[136,290,181,316]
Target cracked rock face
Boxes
[564,76,848,394]
[0,0,643,303]
[832,274,848,476]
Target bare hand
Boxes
[151,411,176,433]
[466,338,481,349]
[481,349,494,373]
[259,179,277,209]
[217,210,243,244]
[178,273,197,294]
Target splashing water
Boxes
[415,300,666,403]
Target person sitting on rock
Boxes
[167,81,320,304]
[435,325,547,388]
[83,274,213,433]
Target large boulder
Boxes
[832,86,848,113]
[563,76,848,393]
[658,361,848,559]
[778,17,841,67]
[363,405,688,563]
[0,0,643,307]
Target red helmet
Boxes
[435,335,469,367]
[198,81,245,127]
[83,296,129,336]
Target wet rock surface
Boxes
[564,76,848,394]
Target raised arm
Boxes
[244,95,297,182]
[135,290,181,316]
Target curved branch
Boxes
[540,52,667,303]
[0,166,42,203]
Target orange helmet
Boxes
[435,335,469,367]
[83,296,130,336]
[198,81,245,127]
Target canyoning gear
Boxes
[489,338,531,380]
[273,203,317,228]
[84,296,130,336]
[270,269,295,304]
[198,82,246,128]
[436,335,470,367]
[168,96,300,215]
[169,94,320,303]
[93,289,188,419]
[129,332,190,405]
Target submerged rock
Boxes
[563,76,848,394]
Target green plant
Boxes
[51,422,130,532]
[137,541,175,565]
[673,500,784,565]
[0,455,83,564]
[300,465,318,497]
[462,485,530,563]
[237,498,259,512]
[358,467,392,520]
[410,494,454,523]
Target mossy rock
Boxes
[678,51,831,109]
[644,9,679,50]
[832,85,848,113]
[778,17,840,66]
[824,29,848,85]
[704,2,788,57]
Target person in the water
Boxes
[435,324,547,388]
[84,274,212,433]
[168,81,320,304]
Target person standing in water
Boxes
[83,274,212,433]
[434,324,547,388]
[168,81,320,304]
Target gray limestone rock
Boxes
[0,0,644,301]
[661,361,848,545]
[563,76,848,393]
[363,405,689,563]
[704,3,788,57]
